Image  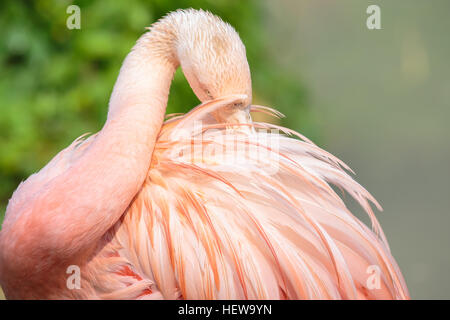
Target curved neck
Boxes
[107,31,179,121]
[2,30,183,271]
[66,30,182,251]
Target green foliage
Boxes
[0,0,309,223]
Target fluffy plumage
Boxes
[62,97,409,299]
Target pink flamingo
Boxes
[0,9,409,299]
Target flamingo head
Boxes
[174,10,252,124]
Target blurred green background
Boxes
[1,0,449,299]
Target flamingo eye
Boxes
[205,89,213,99]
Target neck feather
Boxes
[107,22,179,121]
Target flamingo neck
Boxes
[107,30,179,123]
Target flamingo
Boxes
[0,9,409,300]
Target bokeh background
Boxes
[0,0,449,299]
